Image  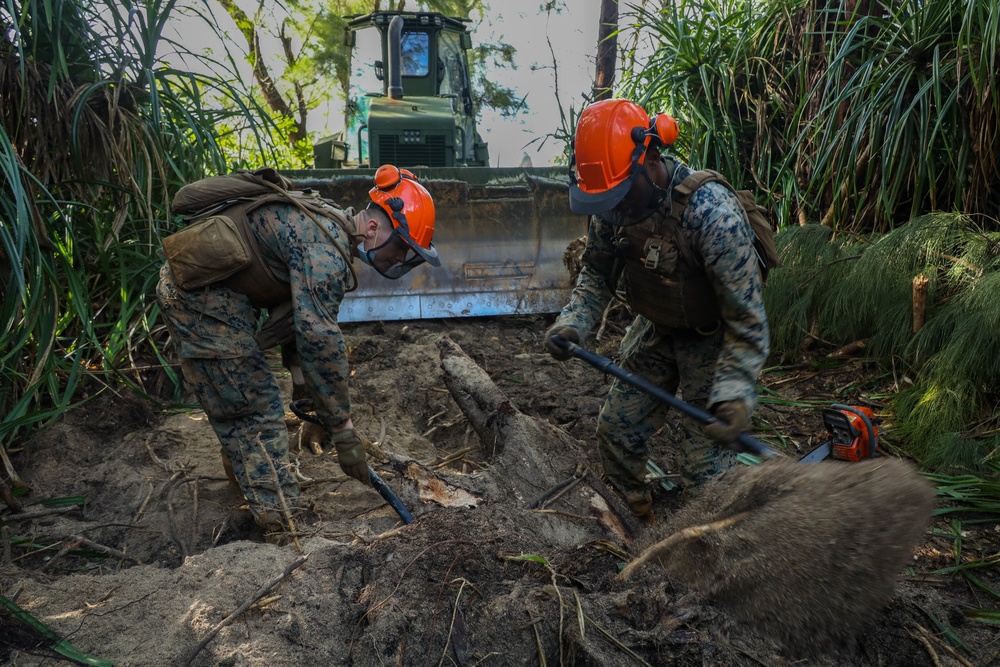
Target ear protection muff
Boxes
[630,113,679,150]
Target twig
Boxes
[257,434,302,553]
[530,509,596,522]
[910,628,943,667]
[166,484,189,558]
[619,512,753,580]
[0,442,26,488]
[45,534,139,564]
[427,409,448,426]
[2,507,78,521]
[917,624,975,667]
[144,438,168,469]
[133,482,154,523]
[183,553,308,666]
[39,537,85,572]
[189,478,199,553]
[573,590,585,641]
[539,468,589,510]
[437,578,468,667]
[528,613,548,667]
[433,446,478,470]
[584,613,652,667]
[0,478,22,511]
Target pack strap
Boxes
[254,177,359,293]
[673,169,729,203]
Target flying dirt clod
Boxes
[627,457,934,656]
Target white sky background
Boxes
[162,0,610,167]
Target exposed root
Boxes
[618,511,753,581]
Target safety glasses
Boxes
[363,201,440,279]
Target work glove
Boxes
[544,325,580,361]
[329,429,372,486]
[703,401,750,451]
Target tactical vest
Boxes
[603,170,777,331]
[616,182,723,331]
[165,168,356,308]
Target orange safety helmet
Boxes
[365,164,440,278]
[568,99,679,216]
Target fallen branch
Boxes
[618,512,753,580]
[183,553,308,667]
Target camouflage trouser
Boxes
[156,264,299,523]
[596,315,737,498]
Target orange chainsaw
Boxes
[799,404,879,463]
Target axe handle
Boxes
[552,337,779,459]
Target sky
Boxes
[165,0,610,167]
[462,1,606,167]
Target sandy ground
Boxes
[1,315,998,666]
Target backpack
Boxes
[671,169,780,284]
[171,167,302,217]
[162,168,357,301]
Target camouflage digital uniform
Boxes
[156,202,356,524]
[553,156,770,496]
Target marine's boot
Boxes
[622,489,655,526]
[220,448,240,494]
[254,509,287,546]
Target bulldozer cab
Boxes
[316,11,489,169]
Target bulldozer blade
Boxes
[285,167,586,323]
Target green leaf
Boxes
[0,593,117,666]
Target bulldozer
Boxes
[282,10,585,323]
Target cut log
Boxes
[437,336,641,539]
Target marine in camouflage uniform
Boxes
[545,100,769,519]
[157,166,438,531]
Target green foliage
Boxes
[620,0,1000,231]
[767,215,1000,470]
[0,0,277,450]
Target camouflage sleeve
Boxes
[554,216,616,341]
[286,236,355,432]
[687,183,770,412]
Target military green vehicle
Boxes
[283,10,585,323]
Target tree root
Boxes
[618,511,753,581]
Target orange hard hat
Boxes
[367,164,440,277]
[568,99,679,215]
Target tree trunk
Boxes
[218,0,307,145]
[593,0,619,101]
[437,336,641,540]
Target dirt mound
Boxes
[1,317,995,666]
[634,458,935,657]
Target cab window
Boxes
[401,32,429,77]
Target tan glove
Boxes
[543,324,580,361]
[329,429,372,486]
[702,401,750,450]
